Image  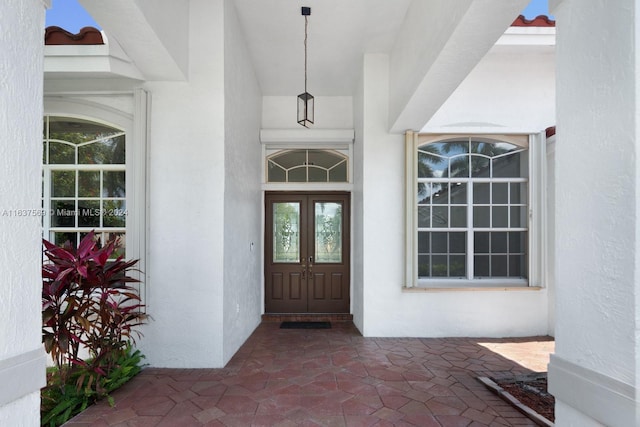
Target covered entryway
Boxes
[265,192,350,313]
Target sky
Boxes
[46,0,100,32]
[46,0,553,34]
[521,0,554,19]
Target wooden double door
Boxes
[265,192,350,313]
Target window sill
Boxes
[403,285,543,293]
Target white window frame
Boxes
[43,90,149,301]
[260,129,354,192]
[405,131,545,289]
[43,121,127,247]
[265,148,350,184]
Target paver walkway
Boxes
[65,322,554,426]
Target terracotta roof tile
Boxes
[45,26,104,45]
[43,16,552,47]
[546,126,556,138]
[512,15,556,27]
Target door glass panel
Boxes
[273,202,300,263]
[315,202,342,263]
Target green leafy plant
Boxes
[41,231,148,426]
[41,346,145,427]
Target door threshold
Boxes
[262,313,353,323]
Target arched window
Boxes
[406,133,543,288]
[267,149,348,183]
[42,115,127,255]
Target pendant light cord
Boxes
[304,15,308,94]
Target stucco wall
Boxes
[546,135,556,336]
[0,0,47,423]
[0,394,41,427]
[45,0,262,369]
[356,55,547,336]
[554,0,636,385]
[358,54,405,337]
[352,47,552,338]
[141,0,226,367]
[222,0,263,364]
[352,62,365,332]
[425,43,555,132]
[133,0,189,77]
[550,0,639,425]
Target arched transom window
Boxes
[267,149,348,183]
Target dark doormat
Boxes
[280,321,331,329]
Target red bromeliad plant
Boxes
[42,231,147,390]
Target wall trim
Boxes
[260,129,354,144]
[0,348,46,406]
[548,354,638,427]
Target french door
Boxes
[265,192,350,313]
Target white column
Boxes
[549,0,640,425]
[0,0,48,426]
[356,54,405,335]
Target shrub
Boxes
[41,232,148,426]
[41,345,145,426]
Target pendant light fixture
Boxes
[297,6,314,128]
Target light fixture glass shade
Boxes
[297,92,314,128]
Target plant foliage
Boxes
[41,231,148,426]
[41,346,145,427]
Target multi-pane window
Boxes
[416,137,528,282]
[43,116,127,256]
[267,149,348,183]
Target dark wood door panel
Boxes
[309,273,345,300]
[266,272,307,312]
[265,192,350,314]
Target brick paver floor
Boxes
[64,322,554,426]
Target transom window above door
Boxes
[267,149,348,183]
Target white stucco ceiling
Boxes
[62,0,533,130]
[232,0,412,96]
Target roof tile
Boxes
[45,26,104,45]
[512,15,555,27]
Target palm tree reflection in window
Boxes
[416,138,528,279]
